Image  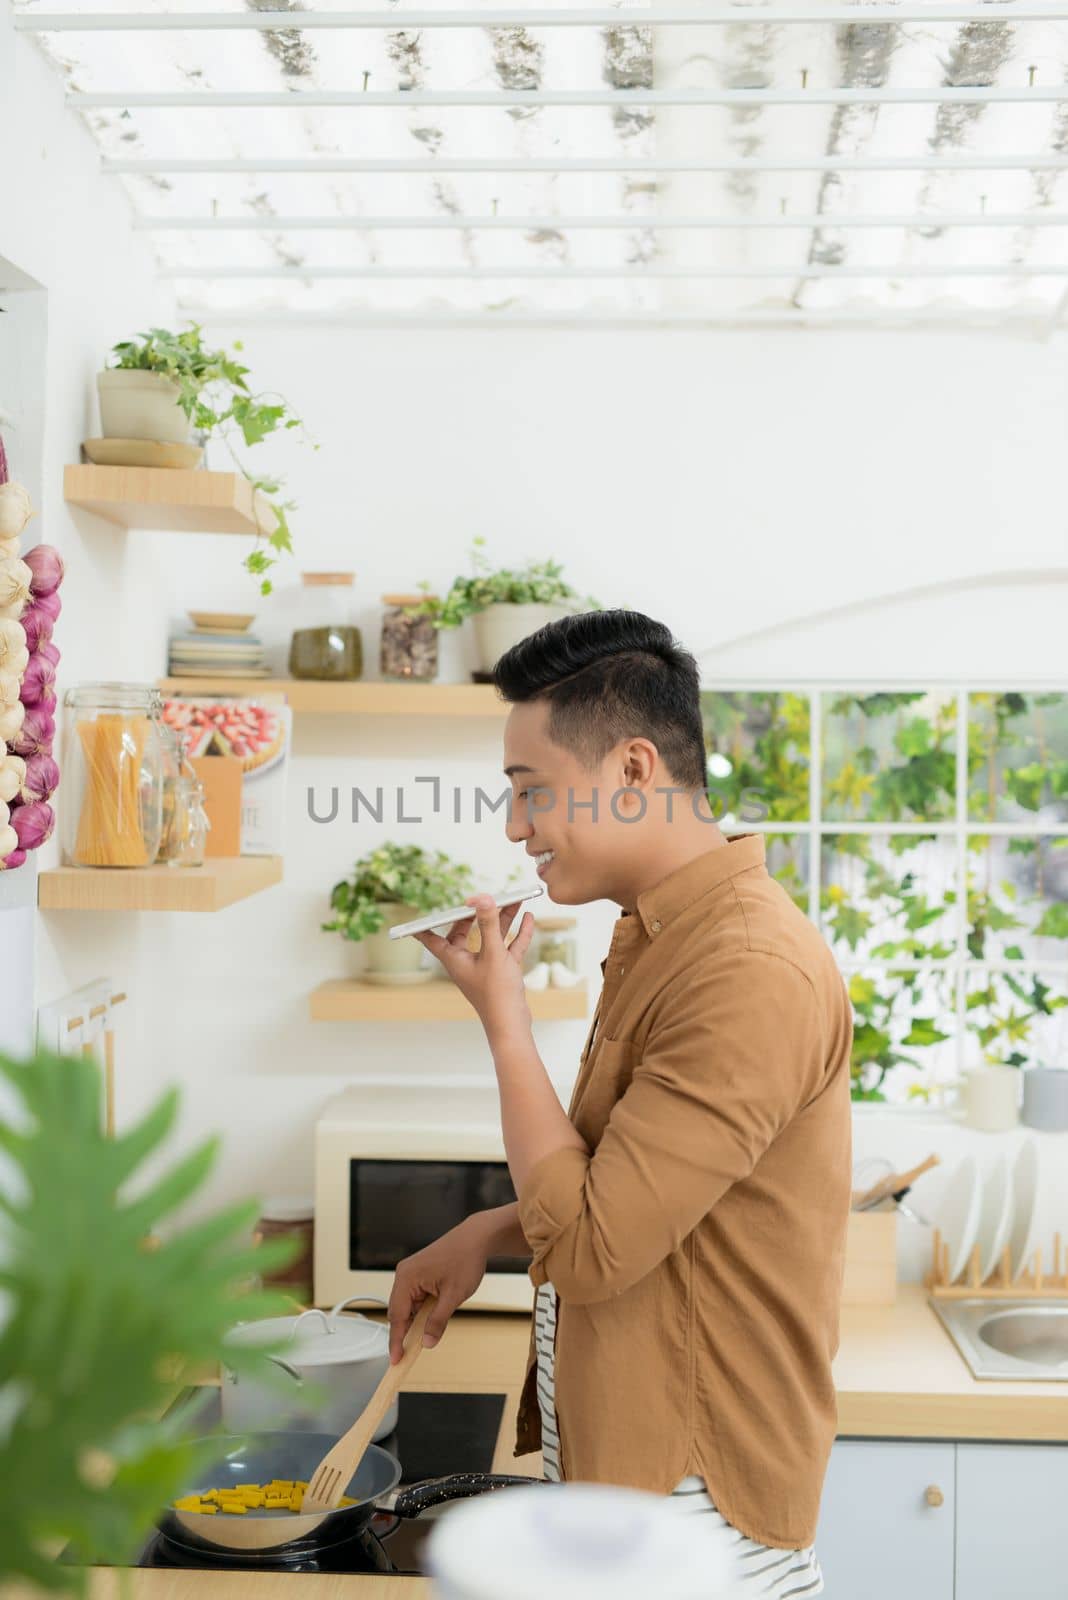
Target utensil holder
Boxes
[843,1211,898,1305]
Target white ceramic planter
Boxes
[472,602,572,674]
[97,368,192,444]
[939,1064,1020,1132]
[354,901,432,983]
[1022,1065,1068,1131]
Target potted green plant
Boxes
[416,538,599,674]
[97,323,312,594]
[322,842,475,984]
[0,1047,293,1588]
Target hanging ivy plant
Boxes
[108,324,316,596]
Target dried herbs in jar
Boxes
[380,593,439,682]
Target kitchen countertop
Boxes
[835,1284,1068,1440]
[4,1576,425,1600]
[20,1284,1068,1600]
[397,1283,1068,1447]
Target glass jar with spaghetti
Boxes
[60,684,165,868]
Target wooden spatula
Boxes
[303,1296,436,1513]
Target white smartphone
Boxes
[387,883,544,940]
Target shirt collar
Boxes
[631,833,767,940]
[596,835,768,972]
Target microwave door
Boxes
[349,1159,530,1275]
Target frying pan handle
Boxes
[385,1473,550,1518]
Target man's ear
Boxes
[621,738,658,789]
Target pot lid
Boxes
[226,1306,388,1365]
[426,1483,732,1600]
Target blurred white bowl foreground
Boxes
[426,1481,742,1600]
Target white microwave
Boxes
[314,1085,534,1313]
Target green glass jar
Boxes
[288,572,364,681]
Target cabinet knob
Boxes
[924,1485,945,1509]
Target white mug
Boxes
[939,1065,1020,1132]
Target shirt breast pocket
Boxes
[574,1037,639,1135]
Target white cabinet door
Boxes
[817,1440,956,1600]
[956,1443,1068,1600]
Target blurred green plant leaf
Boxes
[0,1049,297,1590]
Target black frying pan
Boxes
[162,1431,541,1557]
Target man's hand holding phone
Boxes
[412,894,537,1041]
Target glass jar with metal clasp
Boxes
[60,682,166,868]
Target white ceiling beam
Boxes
[136,212,1068,230]
[176,307,1049,326]
[103,155,1068,174]
[68,86,1068,108]
[160,263,1068,278]
[17,4,1068,26]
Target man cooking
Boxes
[387,608,852,1596]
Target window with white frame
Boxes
[700,684,1068,1104]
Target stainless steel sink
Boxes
[930,1297,1068,1380]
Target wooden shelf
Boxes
[64,464,272,534]
[310,978,588,1022]
[159,678,507,717]
[38,856,283,912]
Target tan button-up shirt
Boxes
[513,833,853,1550]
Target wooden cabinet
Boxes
[954,1443,1068,1600]
[817,1440,955,1600]
[818,1438,1068,1600]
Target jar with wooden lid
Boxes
[288,573,363,681]
[380,592,439,682]
[252,1197,315,1305]
[524,915,578,974]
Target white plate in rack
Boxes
[975,1154,1014,1282]
[936,1156,982,1283]
[1008,1138,1040,1280]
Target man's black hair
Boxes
[492,609,708,792]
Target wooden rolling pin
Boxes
[852,1154,940,1212]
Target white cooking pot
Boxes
[222,1297,397,1442]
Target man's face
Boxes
[502,700,643,906]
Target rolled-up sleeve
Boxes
[516,951,826,1305]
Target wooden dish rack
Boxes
[927,1230,1068,1300]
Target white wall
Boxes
[6,16,1068,1270]
[0,0,175,1061]
[127,320,1068,1256]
